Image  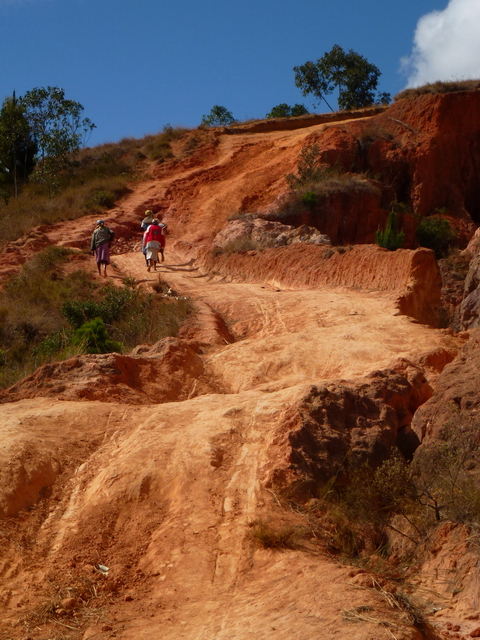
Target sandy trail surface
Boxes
[0,124,460,640]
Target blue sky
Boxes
[1,0,479,147]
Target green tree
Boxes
[21,86,96,188]
[375,210,405,251]
[0,92,37,198]
[294,45,390,111]
[266,103,309,118]
[201,105,236,127]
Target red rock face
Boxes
[284,92,480,247]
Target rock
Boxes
[412,330,480,442]
[263,364,432,498]
[457,288,480,330]
[213,217,331,250]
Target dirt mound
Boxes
[0,337,213,405]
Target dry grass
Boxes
[21,573,110,638]
[0,128,194,247]
[395,79,480,101]
[249,517,306,549]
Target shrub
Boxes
[266,103,309,118]
[302,190,318,209]
[375,210,405,251]
[72,317,122,354]
[286,143,326,188]
[220,236,260,254]
[0,250,192,387]
[411,409,480,524]
[200,105,236,127]
[416,216,456,258]
[85,189,117,209]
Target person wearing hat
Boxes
[141,210,155,231]
[90,219,115,277]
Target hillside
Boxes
[0,93,480,640]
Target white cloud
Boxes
[402,0,480,87]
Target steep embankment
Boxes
[0,97,478,640]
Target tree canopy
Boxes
[266,103,309,119]
[20,86,96,187]
[0,93,37,199]
[201,105,236,127]
[294,45,390,111]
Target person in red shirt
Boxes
[142,219,166,271]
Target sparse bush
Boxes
[220,236,260,254]
[416,215,456,258]
[286,143,326,188]
[411,408,480,524]
[375,210,405,251]
[249,518,305,549]
[85,189,117,209]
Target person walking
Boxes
[140,210,155,264]
[142,219,166,271]
[90,219,115,277]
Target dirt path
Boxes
[0,123,459,640]
[115,247,454,392]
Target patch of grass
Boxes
[249,518,305,549]
[395,79,480,101]
[0,248,193,387]
[141,125,192,163]
[220,236,260,254]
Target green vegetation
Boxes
[0,247,192,387]
[0,126,200,246]
[200,105,236,127]
[20,86,96,192]
[375,210,405,251]
[72,317,122,354]
[0,92,36,200]
[294,45,390,111]
[416,215,456,258]
[266,103,309,118]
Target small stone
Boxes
[469,626,480,637]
